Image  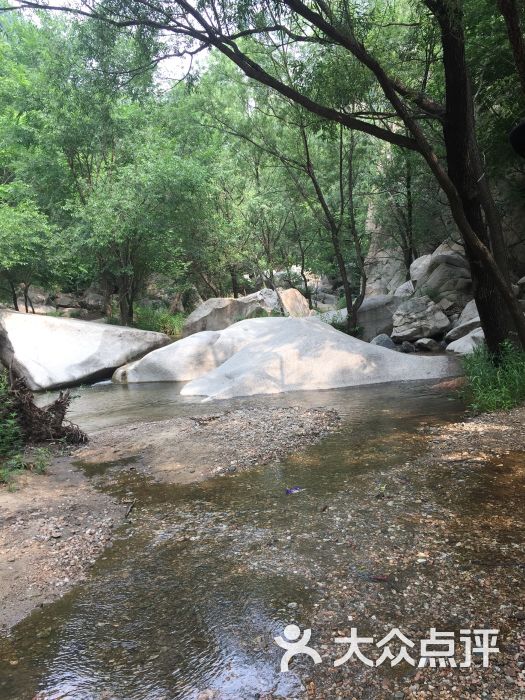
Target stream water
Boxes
[1,381,465,700]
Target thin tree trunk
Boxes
[118,288,134,326]
[8,280,19,312]
[230,266,239,298]
[497,0,525,96]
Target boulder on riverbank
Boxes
[391,295,451,342]
[446,327,485,355]
[181,318,459,400]
[320,295,404,342]
[182,288,281,337]
[415,241,472,309]
[0,310,170,391]
[277,287,311,316]
[116,317,460,399]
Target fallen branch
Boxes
[7,377,87,445]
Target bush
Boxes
[133,306,186,337]
[0,373,22,458]
[463,341,525,412]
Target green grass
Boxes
[0,447,51,487]
[463,341,525,413]
[329,319,363,337]
[106,306,186,337]
[133,306,186,337]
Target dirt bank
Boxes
[0,405,340,633]
[0,454,125,633]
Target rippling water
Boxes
[2,381,465,699]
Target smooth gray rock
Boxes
[54,293,81,309]
[370,334,397,350]
[445,315,481,342]
[0,310,170,390]
[455,299,478,325]
[399,341,416,353]
[81,290,106,311]
[392,296,451,342]
[447,327,485,355]
[394,280,415,297]
[321,295,404,342]
[358,295,405,341]
[182,288,281,337]
[409,255,432,286]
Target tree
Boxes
[0,186,54,311]
[5,0,524,351]
[75,134,203,324]
[194,53,371,328]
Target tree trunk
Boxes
[8,280,19,312]
[437,0,519,353]
[497,0,525,96]
[230,266,239,298]
[119,292,134,326]
[330,230,354,333]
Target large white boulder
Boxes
[114,320,273,383]
[0,310,170,391]
[113,331,221,383]
[116,317,460,400]
[392,296,451,342]
[182,288,280,337]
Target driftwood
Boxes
[7,377,87,445]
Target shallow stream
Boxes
[1,381,465,699]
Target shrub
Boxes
[329,319,363,337]
[133,306,186,337]
[0,373,22,458]
[463,341,525,412]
